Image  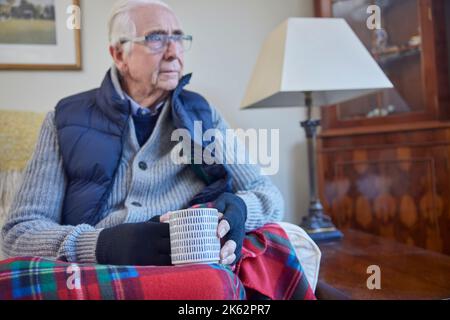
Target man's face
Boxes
[121,5,185,92]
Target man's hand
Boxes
[216,213,237,265]
[213,193,247,265]
[96,221,171,266]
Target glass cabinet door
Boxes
[331,0,425,121]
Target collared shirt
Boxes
[124,92,165,117]
[110,64,166,116]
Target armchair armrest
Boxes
[275,222,321,292]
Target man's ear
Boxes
[109,45,127,72]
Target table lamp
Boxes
[241,18,393,242]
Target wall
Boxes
[0,0,314,225]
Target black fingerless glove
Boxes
[96,221,171,266]
[213,192,247,264]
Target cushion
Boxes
[276,222,321,292]
[0,110,46,259]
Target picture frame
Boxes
[0,0,81,70]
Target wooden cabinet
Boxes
[315,0,450,254]
[316,0,449,128]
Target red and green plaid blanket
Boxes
[236,223,316,300]
[0,224,315,300]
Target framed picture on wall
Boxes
[0,0,81,70]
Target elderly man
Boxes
[1,0,283,269]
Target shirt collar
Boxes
[125,92,165,116]
[110,64,166,116]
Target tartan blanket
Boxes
[0,257,244,300]
[0,224,315,300]
[236,223,316,300]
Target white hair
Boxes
[108,0,171,54]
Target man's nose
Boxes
[163,39,179,60]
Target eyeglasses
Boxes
[120,33,193,53]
